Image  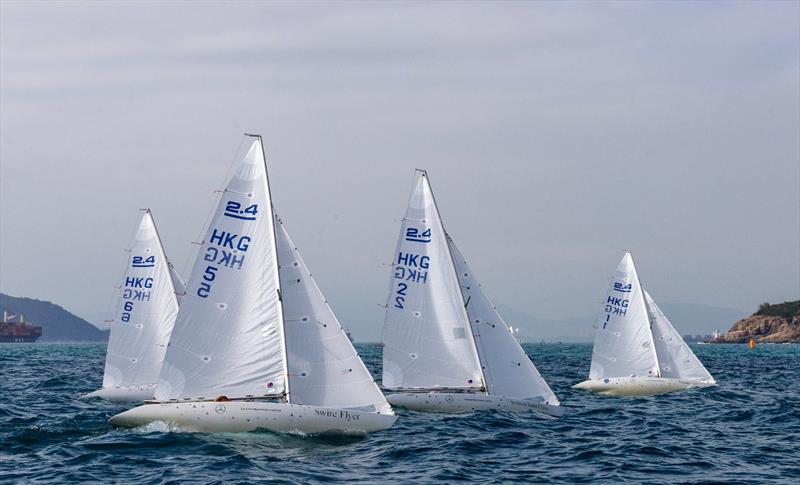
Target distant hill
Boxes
[499,302,748,343]
[0,293,108,342]
[712,300,800,343]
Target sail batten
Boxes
[155,139,286,401]
[102,211,180,389]
[381,170,484,390]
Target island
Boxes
[710,300,800,344]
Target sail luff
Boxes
[423,172,487,390]
[253,134,291,404]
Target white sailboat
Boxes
[381,170,562,417]
[110,136,396,435]
[573,251,716,396]
[81,210,181,402]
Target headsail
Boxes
[589,251,660,380]
[381,170,484,390]
[646,291,715,383]
[155,138,287,401]
[447,236,559,404]
[276,215,392,413]
[168,261,186,297]
[103,210,179,389]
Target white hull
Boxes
[572,377,716,396]
[386,392,564,418]
[79,385,155,403]
[109,401,398,435]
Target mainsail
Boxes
[155,138,287,401]
[276,215,391,413]
[646,290,714,382]
[447,235,559,404]
[589,251,660,380]
[381,170,484,390]
[103,210,180,389]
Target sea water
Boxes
[1,342,797,483]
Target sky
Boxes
[1,1,798,341]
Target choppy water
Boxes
[1,342,798,484]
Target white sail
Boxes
[155,139,287,401]
[447,235,559,404]
[168,261,186,297]
[589,251,660,380]
[381,170,484,390]
[646,291,715,382]
[276,215,392,413]
[103,210,179,389]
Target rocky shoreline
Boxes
[709,301,799,344]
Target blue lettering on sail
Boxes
[131,255,155,268]
[405,227,432,243]
[605,296,629,317]
[613,282,632,293]
[209,229,251,251]
[223,201,258,221]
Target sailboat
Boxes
[80,210,181,402]
[110,136,397,434]
[573,251,716,396]
[381,170,562,417]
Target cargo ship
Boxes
[1,310,43,343]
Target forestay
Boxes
[646,291,714,382]
[447,235,559,404]
[103,211,179,389]
[589,252,660,380]
[276,215,392,413]
[155,139,286,401]
[382,170,484,390]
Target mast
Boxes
[629,250,660,377]
[246,133,291,403]
[422,170,487,391]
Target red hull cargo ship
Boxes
[1,310,42,343]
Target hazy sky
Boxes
[1,1,798,340]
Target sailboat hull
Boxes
[79,385,155,403]
[572,377,716,396]
[385,392,564,417]
[109,401,398,435]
